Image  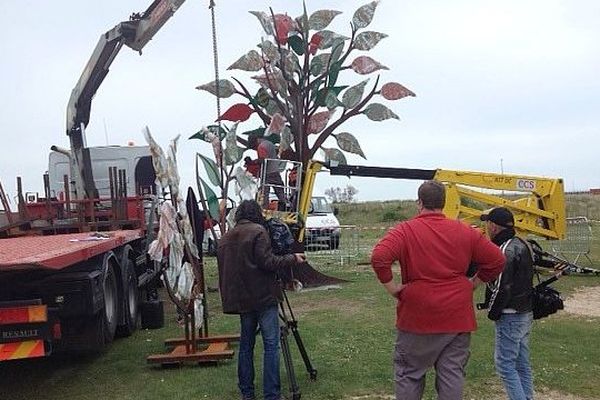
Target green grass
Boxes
[2,197,600,400]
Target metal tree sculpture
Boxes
[192,1,414,219]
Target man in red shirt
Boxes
[371,181,505,400]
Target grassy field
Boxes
[2,197,599,400]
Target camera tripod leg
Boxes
[280,324,301,400]
[289,321,317,381]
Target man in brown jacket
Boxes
[217,200,304,400]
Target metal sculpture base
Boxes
[147,312,239,366]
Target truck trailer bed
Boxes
[0,230,144,271]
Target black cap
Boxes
[480,207,514,228]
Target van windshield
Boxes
[310,197,332,213]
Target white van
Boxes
[305,196,341,250]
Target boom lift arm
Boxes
[65,0,186,200]
[295,162,566,241]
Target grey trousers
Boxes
[394,330,471,400]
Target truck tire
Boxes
[85,260,119,351]
[140,300,164,329]
[102,261,119,343]
[116,249,139,337]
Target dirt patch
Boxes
[563,286,600,318]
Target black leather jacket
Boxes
[484,229,534,321]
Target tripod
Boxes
[279,288,317,400]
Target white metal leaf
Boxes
[279,126,293,153]
[354,31,388,51]
[335,132,366,159]
[363,103,399,121]
[224,122,243,165]
[352,1,380,29]
[258,39,280,63]
[321,147,347,165]
[249,11,274,35]
[195,79,236,98]
[310,53,331,76]
[309,10,342,30]
[342,79,369,109]
[227,50,264,71]
[317,30,350,49]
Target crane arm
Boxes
[65,0,186,199]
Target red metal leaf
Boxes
[351,56,388,75]
[274,14,295,45]
[309,33,323,55]
[216,103,255,122]
[381,82,416,100]
[307,110,332,135]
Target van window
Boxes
[310,197,333,214]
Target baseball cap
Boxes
[480,207,514,228]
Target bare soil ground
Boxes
[563,285,600,318]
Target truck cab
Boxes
[305,196,341,250]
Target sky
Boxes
[1,0,599,204]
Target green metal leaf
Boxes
[327,60,343,88]
[317,30,349,49]
[352,1,380,30]
[227,50,264,71]
[316,86,347,107]
[330,39,345,64]
[354,31,388,51]
[321,147,347,165]
[363,103,399,121]
[199,176,220,220]
[288,35,305,56]
[310,53,330,76]
[309,10,342,30]
[335,132,366,159]
[240,126,266,137]
[195,79,236,98]
[249,11,274,35]
[197,152,221,187]
[189,125,226,142]
[342,79,369,109]
[254,88,271,108]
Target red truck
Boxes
[0,0,186,362]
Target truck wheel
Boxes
[102,261,119,343]
[85,261,119,351]
[140,300,164,329]
[116,252,139,337]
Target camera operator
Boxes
[217,200,305,400]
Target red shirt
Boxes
[371,212,505,334]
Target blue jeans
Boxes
[238,304,281,400]
[495,312,534,400]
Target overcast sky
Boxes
[1,0,598,203]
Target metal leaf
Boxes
[288,35,305,56]
[309,10,342,30]
[354,31,388,51]
[325,90,343,110]
[307,110,332,135]
[189,125,226,143]
[352,1,380,29]
[266,113,287,136]
[381,82,416,100]
[342,79,369,109]
[227,50,264,72]
[224,122,243,165]
[363,103,399,121]
[350,56,389,75]
[198,176,220,220]
[310,53,330,76]
[321,147,347,165]
[258,39,280,63]
[249,11,274,35]
[197,152,221,187]
[335,132,366,159]
[195,79,236,98]
[279,126,293,153]
[317,30,350,49]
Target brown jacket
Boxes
[217,219,296,314]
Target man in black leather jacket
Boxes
[481,207,534,400]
